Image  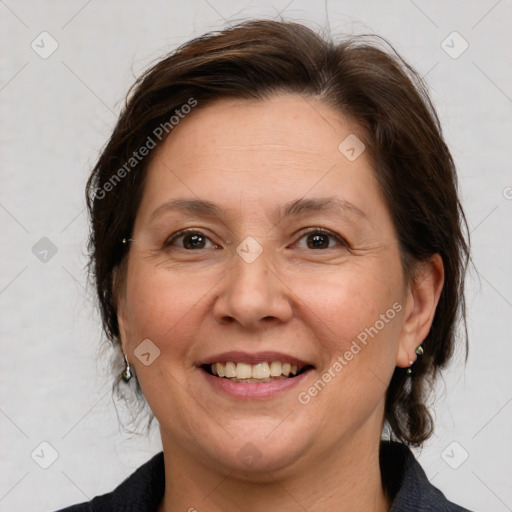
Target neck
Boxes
[158,427,390,512]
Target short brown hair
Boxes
[86,19,469,446]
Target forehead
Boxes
[137,94,383,222]
[161,94,358,165]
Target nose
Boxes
[212,245,293,329]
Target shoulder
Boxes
[54,452,165,512]
[380,441,474,512]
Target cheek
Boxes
[287,260,403,356]
[291,269,403,434]
[121,264,217,419]
[123,261,218,359]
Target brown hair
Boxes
[86,19,469,446]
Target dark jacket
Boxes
[55,441,473,511]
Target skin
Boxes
[116,94,444,512]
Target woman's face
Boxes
[118,94,414,476]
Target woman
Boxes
[58,19,472,512]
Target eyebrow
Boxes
[149,196,366,224]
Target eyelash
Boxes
[164,227,348,250]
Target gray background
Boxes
[1,1,511,511]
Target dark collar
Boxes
[380,441,472,511]
[58,441,472,511]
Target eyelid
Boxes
[164,227,348,250]
[164,228,219,248]
[292,227,349,249]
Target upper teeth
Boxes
[211,361,300,379]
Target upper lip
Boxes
[197,351,314,368]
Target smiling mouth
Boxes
[202,361,314,383]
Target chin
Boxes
[204,426,313,477]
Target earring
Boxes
[121,354,132,382]
[407,345,424,376]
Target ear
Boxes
[113,267,131,356]
[396,254,444,368]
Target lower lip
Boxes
[199,367,313,399]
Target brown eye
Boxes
[165,230,217,250]
[295,229,347,250]
[306,233,330,249]
[182,233,206,249]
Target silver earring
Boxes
[406,360,414,375]
[415,345,424,356]
[121,354,132,382]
